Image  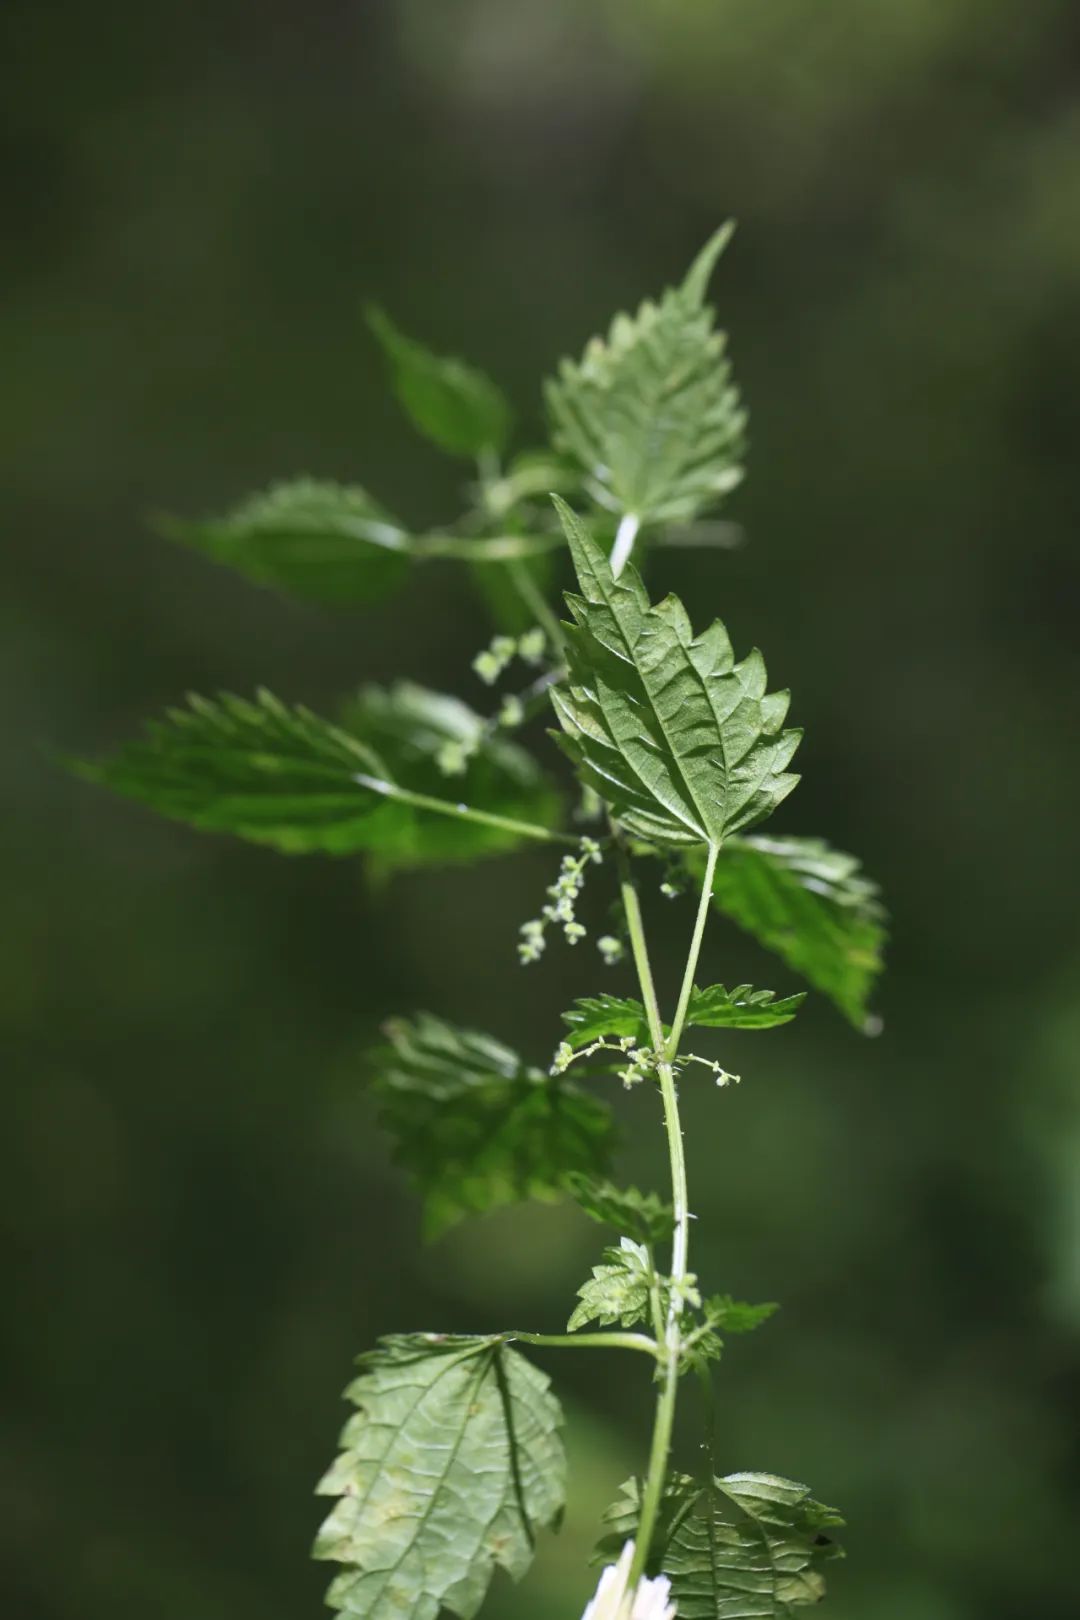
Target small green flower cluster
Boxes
[472,626,546,686]
[519,837,603,964]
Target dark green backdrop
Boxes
[4,4,1079,1619]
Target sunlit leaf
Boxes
[561,994,651,1050]
[568,1238,653,1332]
[550,502,801,848]
[686,983,805,1030]
[545,226,746,524]
[373,1014,614,1235]
[314,1334,564,1620]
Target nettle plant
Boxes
[82,228,886,1620]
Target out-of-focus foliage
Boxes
[81,685,560,865]
[4,4,1079,1620]
[700,837,886,1029]
[372,1014,614,1235]
[367,307,513,459]
[158,480,411,605]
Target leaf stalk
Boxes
[609,512,641,578]
[353,773,581,846]
[507,1330,661,1359]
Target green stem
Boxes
[616,838,716,1588]
[665,841,720,1060]
[352,773,580,846]
[508,1330,660,1359]
[411,530,563,561]
[507,556,566,655]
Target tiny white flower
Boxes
[580,1541,676,1620]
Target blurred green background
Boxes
[4,2,1079,1618]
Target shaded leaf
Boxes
[686,983,805,1030]
[77,689,398,855]
[568,1238,652,1332]
[373,1014,614,1235]
[469,550,556,635]
[340,681,561,869]
[700,835,887,1030]
[314,1334,564,1620]
[545,226,746,524]
[550,502,801,848]
[596,1471,844,1619]
[565,1173,675,1247]
[79,688,560,861]
[368,306,511,457]
[704,1295,779,1336]
[159,479,410,605]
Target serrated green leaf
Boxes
[565,1173,675,1247]
[544,226,746,525]
[373,1014,614,1235]
[596,1471,844,1619]
[550,502,801,848]
[368,306,511,457]
[561,994,651,1050]
[79,688,561,861]
[314,1333,564,1620]
[704,1295,779,1335]
[340,681,560,869]
[686,983,805,1030]
[78,689,398,855]
[159,479,411,605]
[699,835,887,1030]
[568,1237,652,1332]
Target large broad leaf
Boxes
[314,1334,564,1620]
[544,226,746,524]
[368,306,511,458]
[550,502,801,848]
[701,835,887,1031]
[79,688,560,861]
[373,1014,614,1235]
[339,682,561,869]
[159,479,411,605]
[596,1472,844,1619]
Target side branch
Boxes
[353,774,581,846]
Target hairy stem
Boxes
[665,840,720,1060]
[616,839,717,1586]
[508,1330,660,1359]
[610,512,641,578]
[507,556,566,654]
